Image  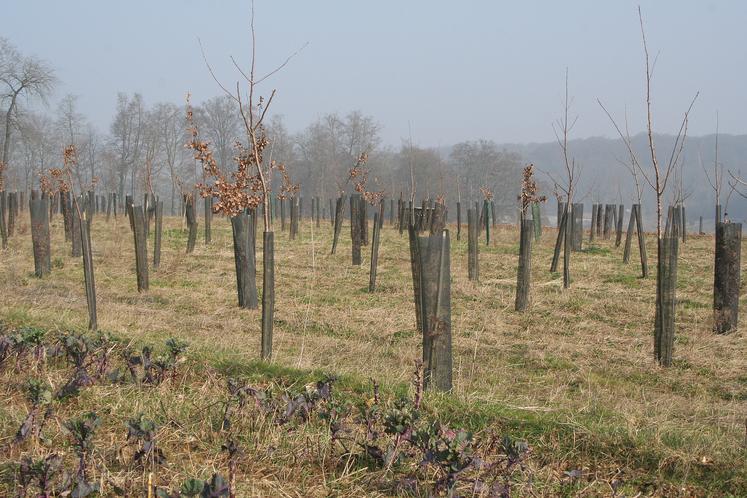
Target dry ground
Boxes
[1,209,746,495]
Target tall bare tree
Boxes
[539,70,580,289]
[296,111,379,197]
[0,37,56,184]
[598,7,697,366]
[55,94,88,188]
[150,102,188,214]
[194,95,242,174]
[15,111,56,191]
[449,139,522,208]
[702,113,724,226]
[109,92,145,200]
[80,124,101,189]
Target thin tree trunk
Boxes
[0,191,8,249]
[563,204,571,288]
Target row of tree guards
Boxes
[9,188,739,296]
[7,186,743,387]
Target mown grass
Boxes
[1,210,746,496]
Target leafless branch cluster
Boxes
[725,170,747,209]
[598,6,698,238]
[701,113,734,210]
[548,69,580,204]
[609,108,644,203]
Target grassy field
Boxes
[1,210,746,496]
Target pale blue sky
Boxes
[4,0,746,146]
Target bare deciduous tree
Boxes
[109,92,145,200]
[541,69,580,289]
[55,94,88,188]
[598,7,698,366]
[194,95,242,174]
[702,113,724,224]
[150,102,188,214]
[598,9,697,242]
[0,37,56,183]
[448,139,522,209]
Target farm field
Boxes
[4,2,747,496]
[1,212,746,496]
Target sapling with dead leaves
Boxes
[40,146,98,329]
[188,4,305,358]
[188,93,296,340]
[515,165,545,311]
[346,152,385,277]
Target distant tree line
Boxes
[0,36,533,215]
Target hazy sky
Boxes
[4,0,746,146]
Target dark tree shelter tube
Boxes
[261,231,274,360]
